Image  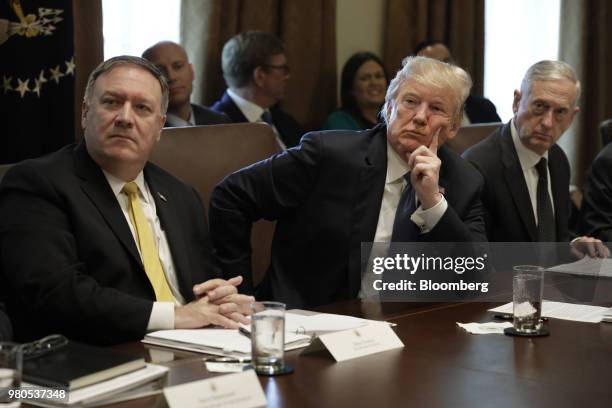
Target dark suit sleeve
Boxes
[0,166,153,344]
[423,194,487,243]
[578,149,612,241]
[209,134,322,293]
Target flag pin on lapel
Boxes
[157,192,167,202]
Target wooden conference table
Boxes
[102,299,612,408]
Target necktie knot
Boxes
[122,181,139,196]
[260,110,274,126]
[535,158,548,177]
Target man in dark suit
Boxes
[0,56,252,345]
[463,61,606,256]
[209,56,486,309]
[211,31,302,149]
[142,41,230,127]
[415,41,501,124]
[578,143,612,241]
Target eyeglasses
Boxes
[262,63,290,75]
[22,334,68,360]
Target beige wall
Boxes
[335,0,385,104]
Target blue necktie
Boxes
[391,174,420,242]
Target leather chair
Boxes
[0,164,13,182]
[446,123,502,155]
[600,119,612,147]
[149,123,281,285]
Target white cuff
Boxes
[411,196,448,234]
[146,302,175,331]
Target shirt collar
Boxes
[227,88,265,123]
[386,139,411,184]
[103,170,148,203]
[165,106,195,127]
[510,118,548,171]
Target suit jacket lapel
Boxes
[347,126,387,297]
[73,143,144,269]
[144,166,194,301]
[221,92,249,123]
[499,125,537,241]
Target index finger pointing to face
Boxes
[429,127,440,154]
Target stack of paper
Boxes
[25,364,168,407]
[546,257,612,277]
[602,307,612,322]
[143,312,375,357]
[488,301,609,323]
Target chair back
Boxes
[447,122,502,154]
[600,119,612,146]
[0,164,13,182]
[150,123,281,284]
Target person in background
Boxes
[142,41,230,127]
[323,52,388,131]
[211,31,302,149]
[415,40,501,124]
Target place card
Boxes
[301,322,404,362]
[163,370,267,408]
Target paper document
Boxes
[143,328,311,357]
[547,257,612,277]
[25,363,168,407]
[285,312,368,334]
[489,301,608,323]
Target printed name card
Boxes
[164,370,267,408]
[301,322,404,362]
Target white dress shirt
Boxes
[510,119,554,224]
[359,139,448,298]
[103,171,184,331]
[165,106,195,127]
[227,89,287,149]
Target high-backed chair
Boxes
[0,164,13,182]
[149,123,281,285]
[600,119,612,147]
[446,122,502,155]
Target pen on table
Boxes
[204,356,251,363]
[239,327,251,339]
[494,313,548,322]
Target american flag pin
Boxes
[157,192,167,202]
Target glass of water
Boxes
[512,265,545,334]
[0,342,22,408]
[250,301,286,375]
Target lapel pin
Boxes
[157,192,167,202]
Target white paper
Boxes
[547,257,612,277]
[24,364,168,407]
[284,312,368,334]
[302,322,404,362]
[163,370,266,408]
[457,322,512,334]
[488,301,608,323]
[204,362,249,373]
[144,327,311,357]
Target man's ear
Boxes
[253,66,266,87]
[81,101,89,130]
[512,89,522,114]
[157,115,166,141]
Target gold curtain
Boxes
[72,0,103,140]
[181,0,337,130]
[559,0,612,186]
[383,0,485,95]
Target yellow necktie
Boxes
[122,182,175,302]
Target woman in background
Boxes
[323,51,388,130]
